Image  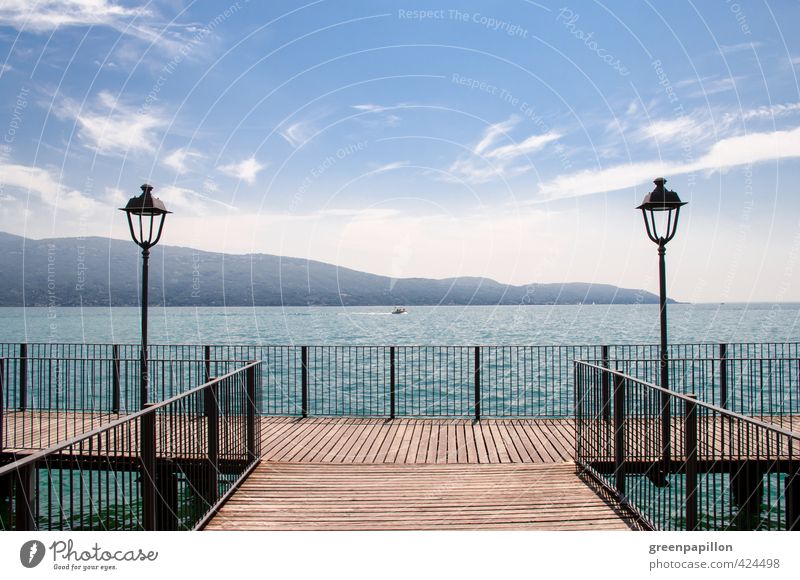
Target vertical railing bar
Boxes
[613,372,626,498]
[389,346,396,420]
[112,345,121,414]
[601,345,610,422]
[301,346,309,419]
[246,363,257,461]
[685,394,698,531]
[19,342,27,411]
[474,346,481,422]
[140,404,157,531]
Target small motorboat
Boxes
[391,306,408,314]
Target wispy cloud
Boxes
[0,1,203,57]
[725,102,800,123]
[352,103,401,127]
[538,125,800,200]
[635,116,707,144]
[280,120,315,148]
[217,155,265,184]
[371,161,407,173]
[163,147,204,174]
[0,0,147,32]
[0,162,98,210]
[158,185,237,214]
[718,41,763,55]
[445,116,560,184]
[674,75,744,98]
[59,91,164,156]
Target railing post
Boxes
[719,343,728,410]
[389,346,396,419]
[15,463,36,531]
[204,345,211,381]
[205,381,219,508]
[474,346,481,421]
[0,358,4,451]
[111,344,121,414]
[601,345,611,421]
[140,403,157,531]
[786,465,800,531]
[613,373,625,497]
[301,346,309,418]
[18,342,27,411]
[246,363,257,461]
[684,394,698,531]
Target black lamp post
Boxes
[120,184,171,408]
[637,177,686,466]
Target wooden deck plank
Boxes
[488,421,512,463]
[472,421,490,464]
[206,462,637,531]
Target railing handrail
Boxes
[0,356,255,362]
[584,356,800,362]
[0,359,261,476]
[576,360,800,440]
[5,340,800,348]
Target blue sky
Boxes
[1,1,800,302]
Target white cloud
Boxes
[538,125,800,200]
[163,147,203,174]
[674,75,744,99]
[485,133,560,160]
[0,0,147,31]
[0,2,202,58]
[351,103,402,127]
[280,121,315,148]
[635,117,706,143]
[474,118,517,155]
[0,162,98,210]
[718,41,762,55]
[727,102,800,123]
[371,161,407,174]
[352,104,390,113]
[217,155,265,184]
[157,185,237,215]
[59,91,164,156]
[445,116,560,184]
[0,63,11,74]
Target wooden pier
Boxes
[205,417,639,531]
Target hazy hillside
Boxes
[0,231,668,306]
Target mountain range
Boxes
[0,231,668,307]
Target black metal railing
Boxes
[0,361,261,531]
[604,356,800,433]
[575,360,800,531]
[0,357,250,450]
[1,342,799,422]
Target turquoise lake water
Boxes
[1,303,799,345]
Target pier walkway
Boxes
[205,417,638,530]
